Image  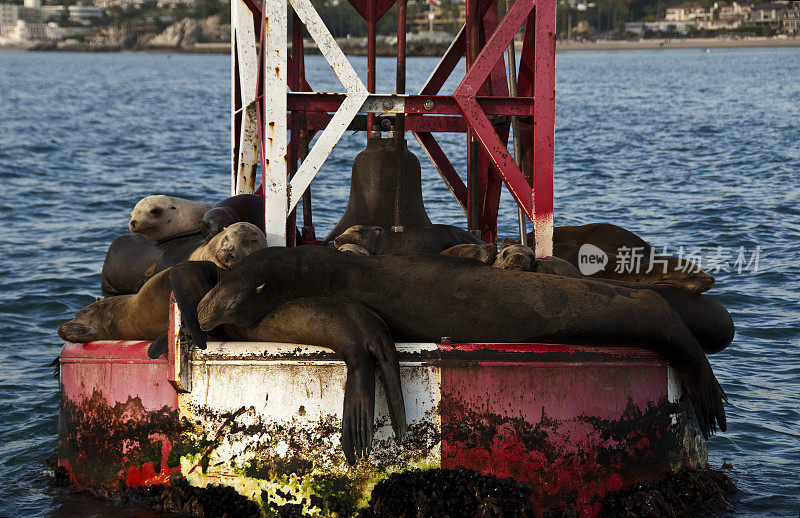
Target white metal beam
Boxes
[262,0,288,246]
[286,0,368,214]
[233,0,259,195]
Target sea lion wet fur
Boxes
[195,246,728,438]
[334,224,483,255]
[129,195,213,242]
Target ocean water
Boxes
[0,47,799,516]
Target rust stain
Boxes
[59,390,180,489]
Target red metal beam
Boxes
[286,93,534,117]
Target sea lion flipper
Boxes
[342,360,375,465]
[358,307,407,440]
[680,357,727,438]
[170,261,222,351]
[147,333,168,359]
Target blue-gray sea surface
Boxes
[0,48,798,516]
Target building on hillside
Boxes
[68,5,102,24]
[0,18,46,39]
[41,5,66,21]
[17,6,43,23]
[643,19,697,33]
[748,1,787,29]
[783,0,800,31]
[719,1,753,21]
[623,21,645,33]
[0,3,19,28]
[665,5,713,20]
[410,1,466,34]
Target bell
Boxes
[323,136,431,243]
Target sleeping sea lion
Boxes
[199,193,303,244]
[337,244,371,255]
[534,223,715,293]
[441,243,498,264]
[165,261,406,464]
[193,246,727,438]
[129,195,214,242]
[59,268,172,342]
[188,223,267,269]
[334,224,483,255]
[101,223,265,296]
[466,243,730,353]
[200,194,263,242]
[494,244,582,278]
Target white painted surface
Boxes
[262,0,288,245]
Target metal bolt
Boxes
[380,118,392,130]
[382,99,394,110]
[423,99,434,110]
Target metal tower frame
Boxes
[230,0,555,256]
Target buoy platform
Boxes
[59,323,707,516]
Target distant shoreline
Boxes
[558,36,800,51]
[2,36,800,55]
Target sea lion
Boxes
[494,244,582,278]
[165,261,406,464]
[59,268,172,342]
[129,195,214,242]
[188,223,267,269]
[529,223,715,293]
[492,244,729,353]
[199,193,304,244]
[334,224,483,255]
[441,243,498,264]
[194,246,727,438]
[100,224,265,296]
[200,194,263,242]
[338,244,371,255]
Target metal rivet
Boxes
[423,100,434,110]
[382,99,394,110]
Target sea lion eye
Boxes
[149,208,163,217]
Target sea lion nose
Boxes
[130,219,137,229]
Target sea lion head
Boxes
[494,243,535,271]
[197,280,262,331]
[129,195,183,241]
[333,225,385,254]
[337,243,371,255]
[200,207,237,242]
[206,222,267,270]
[58,299,115,342]
[532,256,582,278]
[441,243,498,264]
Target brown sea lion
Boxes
[194,246,727,438]
[165,261,407,464]
[441,243,498,264]
[59,268,172,342]
[199,194,263,242]
[334,224,483,255]
[534,223,714,293]
[488,243,730,354]
[337,243,371,255]
[100,223,265,296]
[494,243,582,278]
[129,195,214,242]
